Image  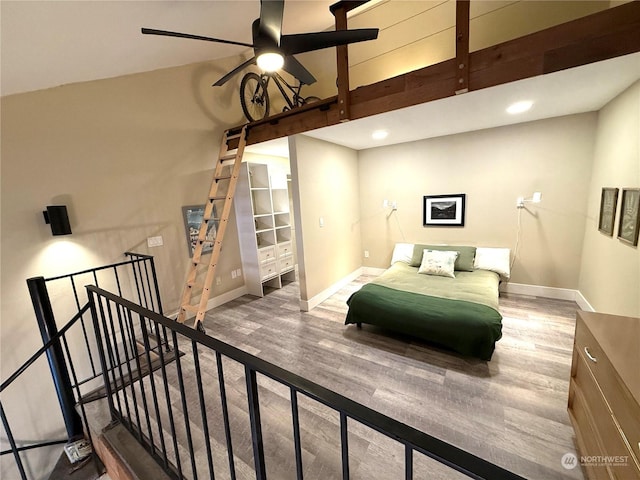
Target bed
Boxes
[345,244,509,360]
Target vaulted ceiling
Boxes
[0,0,337,97]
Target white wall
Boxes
[289,135,362,307]
[579,81,640,316]
[357,113,598,289]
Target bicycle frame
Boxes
[260,72,305,110]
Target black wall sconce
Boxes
[43,205,72,236]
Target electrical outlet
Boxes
[319,216,324,228]
[236,268,242,278]
[216,277,221,285]
[364,250,369,258]
[231,270,236,279]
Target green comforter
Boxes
[345,263,503,360]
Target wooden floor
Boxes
[196,275,585,480]
[123,275,585,480]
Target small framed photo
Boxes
[598,187,619,236]
[423,193,465,227]
[182,205,217,257]
[617,188,640,246]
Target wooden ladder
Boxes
[177,126,247,330]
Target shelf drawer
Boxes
[576,319,640,471]
[259,261,278,281]
[279,256,294,273]
[277,242,293,258]
[258,246,276,264]
[572,347,640,478]
[569,380,612,480]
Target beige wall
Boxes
[579,81,640,316]
[289,135,362,304]
[357,113,597,289]
[346,0,609,88]
[0,56,249,478]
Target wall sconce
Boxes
[516,192,542,209]
[43,205,72,235]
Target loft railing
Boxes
[88,284,526,480]
[0,252,164,480]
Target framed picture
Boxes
[598,187,619,236]
[423,193,466,227]
[182,205,217,257]
[617,188,640,246]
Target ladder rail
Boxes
[177,126,248,328]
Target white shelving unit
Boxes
[234,162,296,297]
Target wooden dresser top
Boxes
[578,310,640,405]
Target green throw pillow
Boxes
[410,244,476,271]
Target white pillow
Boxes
[390,243,414,266]
[418,249,458,278]
[474,247,511,279]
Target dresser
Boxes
[568,310,640,479]
[234,162,296,297]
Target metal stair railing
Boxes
[87,284,527,480]
[0,252,164,480]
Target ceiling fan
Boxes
[142,0,378,87]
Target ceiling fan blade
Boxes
[280,28,379,56]
[212,56,256,87]
[282,56,317,86]
[258,0,285,45]
[141,28,254,48]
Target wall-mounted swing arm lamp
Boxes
[43,205,72,235]
[516,192,542,209]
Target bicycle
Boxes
[239,71,321,123]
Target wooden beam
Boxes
[455,0,470,94]
[334,3,351,121]
[236,1,640,147]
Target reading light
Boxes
[256,51,284,72]
[372,129,388,140]
[43,205,72,235]
[506,100,533,115]
[517,192,542,208]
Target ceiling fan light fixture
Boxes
[257,51,284,72]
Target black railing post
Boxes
[27,276,83,439]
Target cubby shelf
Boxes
[234,162,296,297]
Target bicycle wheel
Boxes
[240,73,270,122]
[303,96,321,105]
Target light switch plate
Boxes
[147,236,163,247]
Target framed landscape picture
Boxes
[598,187,618,236]
[182,205,217,257]
[617,188,640,246]
[423,193,466,227]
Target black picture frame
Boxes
[182,205,217,257]
[598,187,619,236]
[617,188,640,246]
[423,194,466,227]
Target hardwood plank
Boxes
[116,277,588,479]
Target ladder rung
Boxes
[226,132,242,140]
[215,175,232,181]
[209,196,227,201]
[220,154,236,162]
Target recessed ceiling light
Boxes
[372,129,388,140]
[506,100,533,115]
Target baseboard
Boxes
[362,267,386,276]
[300,267,363,312]
[574,290,595,312]
[167,285,249,319]
[500,282,595,311]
